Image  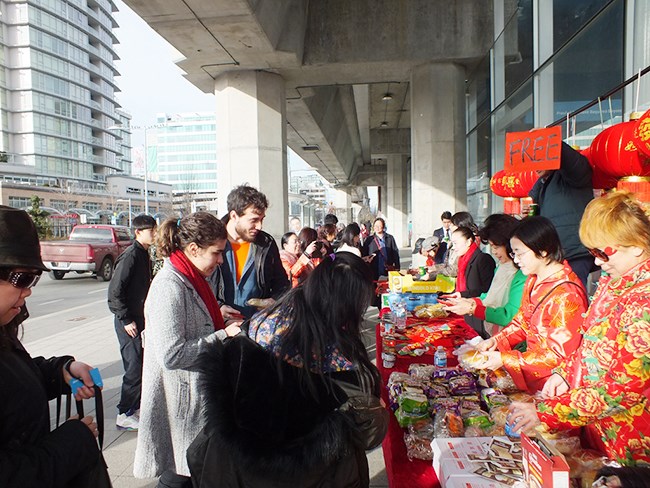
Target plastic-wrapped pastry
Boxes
[433,407,464,438]
[404,423,436,460]
[414,303,448,318]
[408,363,436,381]
[486,368,518,393]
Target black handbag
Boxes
[56,385,113,488]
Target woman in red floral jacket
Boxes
[472,216,589,393]
[510,192,650,466]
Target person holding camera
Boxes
[288,227,327,285]
[362,217,400,280]
[0,206,103,488]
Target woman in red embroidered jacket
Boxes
[472,216,589,393]
[509,192,650,466]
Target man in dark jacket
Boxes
[107,214,156,431]
[210,185,290,319]
[529,142,595,287]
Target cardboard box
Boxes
[521,433,570,488]
[388,271,455,294]
[431,437,492,474]
[445,474,513,488]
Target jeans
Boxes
[114,316,143,415]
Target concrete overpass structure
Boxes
[122,0,495,241]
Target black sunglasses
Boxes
[0,269,42,289]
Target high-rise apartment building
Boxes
[0,0,125,192]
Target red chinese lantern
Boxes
[617,176,650,203]
[633,108,650,160]
[503,197,521,215]
[490,170,539,198]
[586,118,650,178]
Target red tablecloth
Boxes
[376,316,478,488]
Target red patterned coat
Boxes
[494,263,588,393]
[537,259,650,466]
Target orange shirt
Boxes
[231,241,251,283]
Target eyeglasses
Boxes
[509,249,532,260]
[0,269,42,289]
[587,246,617,262]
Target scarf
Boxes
[482,260,518,335]
[456,241,479,293]
[170,250,225,331]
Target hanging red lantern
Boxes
[633,108,650,160]
[490,170,539,198]
[503,197,521,215]
[617,176,650,203]
[586,118,650,178]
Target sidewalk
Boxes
[24,307,389,487]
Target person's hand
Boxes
[478,351,503,370]
[224,323,241,337]
[440,292,461,300]
[540,373,570,398]
[305,241,319,258]
[475,337,497,352]
[71,415,99,438]
[220,305,244,321]
[124,321,138,338]
[63,361,97,400]
[443,298,473,315]
[508,401,541,434]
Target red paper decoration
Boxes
[490,170,539,198]
[586,118,650,178]
[617,176,650,203]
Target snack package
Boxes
[486,368,519,393]
[422,381,448,399]
[404,422,436,460]
[408,363,436,381]
[482,388,511,409]
[395,407,430,428]
[564,449,609,479]
[463,409,493,429]
[413,303,448,319]
[489,405,510,427]
[399,392,429,415]
[507,391,535,403]
[448,372,478,395]
[433,407,464,437]
[432,367,462,382]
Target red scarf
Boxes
[456,241,479,293]
[170,250,225,331]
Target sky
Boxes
[112,0,310,172]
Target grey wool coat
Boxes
[134,262,228,478]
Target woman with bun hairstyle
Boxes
[134,212,241,488]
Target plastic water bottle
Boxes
[434,346,447,368]
[392,297,407,332]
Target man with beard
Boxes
[210,185,290,319]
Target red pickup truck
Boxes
[40,225,133,281]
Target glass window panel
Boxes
[503,0,533,99]
[553,0,611,50]
[542,0,624,127]
[466,54,491,132]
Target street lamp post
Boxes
[116,198,132,227]
[143,127,150,216]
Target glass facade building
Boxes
[150,113,218,213]
[0,0,126,192]
[465,0,650,222]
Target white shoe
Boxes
[116,412,139,431]
[132,409,140,420]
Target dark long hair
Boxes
[341,223,361,247]
[479,213,520,257]
[297,227,318,253]
[257,252,379,398]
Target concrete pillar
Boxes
[410,62,467,240]
[214,70,288,239]
[386,154,409,247]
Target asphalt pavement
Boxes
[21,270,390,487]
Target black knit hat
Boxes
[0,206,48,271]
